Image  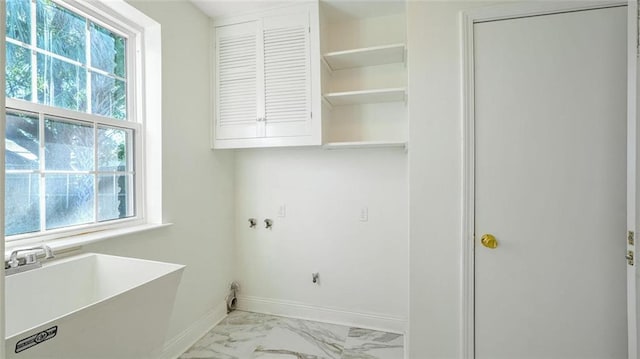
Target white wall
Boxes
[407,1,496,357]
[85,0,236,346]
[234,148,408,331]
[82,0,409,351]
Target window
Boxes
[4,0,150,241]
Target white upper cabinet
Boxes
[211,1,407,150]
[212,3,322,149]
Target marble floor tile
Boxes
[255,317,349,359]
[180,311,404,359]
[253,349,323,359]
[180,311,276,359]
[341,328,404,359]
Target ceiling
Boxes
[190,0,406,22]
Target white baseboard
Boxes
[157,301,227,359]
[236,295,407,334]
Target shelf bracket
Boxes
[321,96,334,110]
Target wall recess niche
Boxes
[320,3,408,150]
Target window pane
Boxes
[90,23,126,78]
[98,174,133,221]
[4,0,137,238]
[6,43,32,101]
[37,53,87,112]
[6,112,39,170]
[98,126,132,171]
[45,174,94,229]
[6,173,40,236]
[6,0,31,43]
[36,0,85,63]
[45,119,93,171]
[91,72,126,119]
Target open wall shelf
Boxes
[320,11,408,151]
[323,88,406,107]
[323,43,406,71]
[323,141,408,150]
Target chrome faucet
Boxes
[5,245,55,275]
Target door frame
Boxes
[460,2,627,358]
[627,2,639,359]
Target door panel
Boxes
[263,12,312,138]
[215,21,262,140]
[475,7,627,359]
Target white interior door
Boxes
[474,6,627,359]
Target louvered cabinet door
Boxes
[262,12,312,138]
[214,21,262,140]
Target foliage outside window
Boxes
[5,0,137,239]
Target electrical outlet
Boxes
[278,205,286,218]
[359,207,368,222]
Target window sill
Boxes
[4,223,172,260]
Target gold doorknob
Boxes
[481,234,498,249]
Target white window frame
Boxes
[5,0,163,251]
